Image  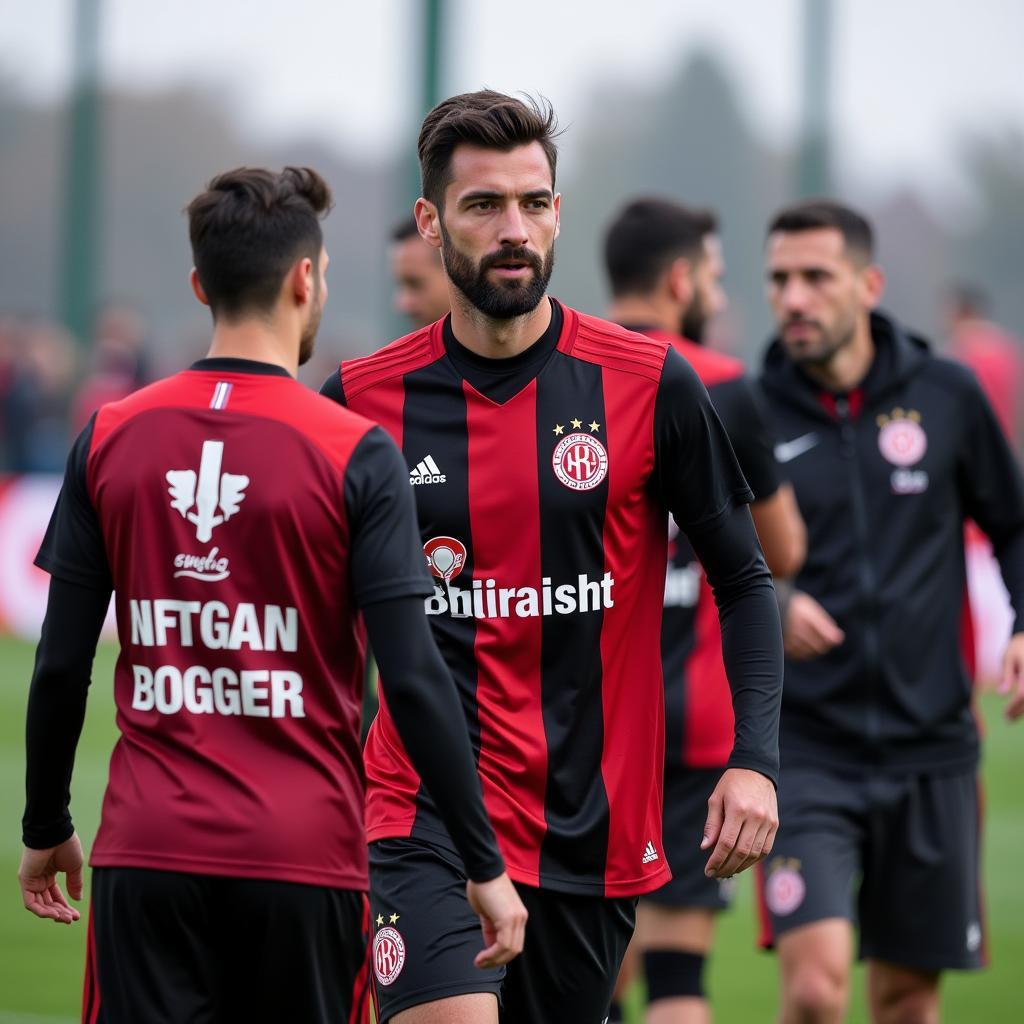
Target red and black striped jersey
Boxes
[33,359,435,890]
[323,302,766,897]
[638,330,781,769]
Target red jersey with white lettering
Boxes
[640,330,781,768]
[35,359,433,889]
[323,303,755,896]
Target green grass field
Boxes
[0,635,1018,1022]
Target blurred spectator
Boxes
[390,215,450,329]
[3,320,77,472]
[946,283,1023,448]
[71,303,151,433]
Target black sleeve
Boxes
[687,503,783,786]
[363,601,505,882]
[34,415,113,590]
[345,427,434,607]
[958,374,1024,629]
[23,577,111,848]
[319,367,346,405]
[651,347,754,530]
[708,377,782,502]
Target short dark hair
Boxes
[391,215,420,243]
[186,167,332,320]
[418,90,560,207]
[767,199,874,262]
[604,198,717,297]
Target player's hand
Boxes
[998,632,1024,721]
[701,768,778,879]
[783,591,844,660]
[18,832,84,925]
[465,872,528,969]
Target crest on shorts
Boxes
[424,536,467,583]
[765,858,805,917]
[877,409,927,467]
[552,427,608,492]
[373,926,407,986]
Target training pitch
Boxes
[0,636,1017,1022]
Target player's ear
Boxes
[553,192,561,240]
[861,264,886,310]
[415,198,442,250]
[189,268,209,307]
[291,256,315,306]
[666,257,693,307]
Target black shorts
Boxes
[756,766,985,972]
[642,765,735,911]
[369,838,636,1023]
[85,867,371,1024]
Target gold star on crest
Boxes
[589,421,601,433]
[570,417,582,429]
[389,913,400,924]
[376,914,384,927]
[553,423,564,436]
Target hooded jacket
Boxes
[758,310,1024,774]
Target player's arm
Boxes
[345,426,526,966]
[652,349,783,879]
[19,417,112,924]
[712,377,806,578]
[956,371,1024,720]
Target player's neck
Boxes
[206,319,298,377]
[448,293,553,360]
[606,295,676,334]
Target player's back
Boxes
[85,360,376,888]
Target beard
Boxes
[298,287,323,367]
[680,296,708,344]
[441,229,554,320]
[782,311,856,367]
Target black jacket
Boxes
[759,311,1024,774]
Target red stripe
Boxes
[597,364,669,894]
[344,375,405,452]
[465,380,547,879]
[82,903,101,1024]
[348,893,372,1024]
[754,862,774,949]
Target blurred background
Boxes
[0,1,1021,1020]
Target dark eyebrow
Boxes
[458,188,554,205]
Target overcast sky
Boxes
[4,0,1023,203]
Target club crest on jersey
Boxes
[765,858,805,917]
[877,409,927,467]
[424,536,467,583]
[167,440,249,542]
[373,926,406,986]
[552,432,608,491]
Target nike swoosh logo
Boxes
[774,432,819,463]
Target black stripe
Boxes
[535,352,611,887]
[662,539,698,764]
[401,361,482,842]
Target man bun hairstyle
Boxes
[767,199,874,264]
[418,90,560,207]
[604,197,717,297]
[187,166,333,320]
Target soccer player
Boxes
[603,198,806,1023]
[321,90,784,1024]
[755,199,1024,1024]
[17,166,525,1024]
[391,215,452,329]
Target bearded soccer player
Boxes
[755,200,1024,1024]
[321,91,784,1024]
[603,198,805,1024]
[391,215,452,329]
[18,167,525,1024]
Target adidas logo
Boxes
[642,840,659,865]
[410,456,446,485]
